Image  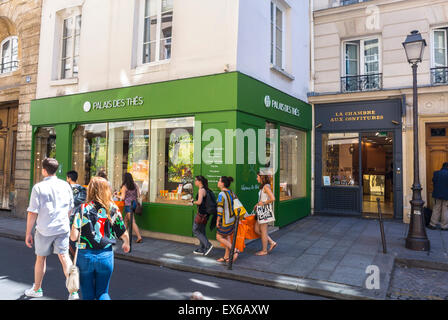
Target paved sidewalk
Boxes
[2,213,448,300]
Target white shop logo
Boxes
[264,95,300,117]
[83,101,91,113]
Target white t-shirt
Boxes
[27,176,74,236]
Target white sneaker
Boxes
[24,284,43,298]
[204,244,213,256]
[68,291,80,300]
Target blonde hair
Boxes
[87,176,114,222]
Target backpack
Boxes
[73,184,87,207]
[205,189,217,215]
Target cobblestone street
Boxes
[387,263,448,300]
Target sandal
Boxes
[232,249,240,262]
[217,257,229,263]
[268,242,277,253]
[255,250,268,256]
[136,238,143,243]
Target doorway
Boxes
[426,123,448,209]
[361,132,394,218]
[0,102,18,210]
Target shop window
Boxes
[72,123,107,187]
[279,126,306,201]
[149,117,194,205]
[72,117,193,205]
[34,127,56,183]
[72,121,150,201]
[108,121,150,201]
[322,133,359,187]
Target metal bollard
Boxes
[228,208,241,270]
[376,198,387,254]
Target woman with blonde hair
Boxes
[70,176,130,300]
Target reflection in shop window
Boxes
[322,133,359,186]
[108,121,150,201]
[72,118,194,205]
[150,117,194,205]
[34,127,56,183]
[72,123,107,187]
[279,126,306,201]
[72,121,150,201]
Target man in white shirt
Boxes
[24,158,77,300]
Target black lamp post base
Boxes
[405,237,430,251]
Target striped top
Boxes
[216,190,236,234]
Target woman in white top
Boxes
[253,173,277,256]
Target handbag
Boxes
[233,197,247,218]
[256,190,275,224]
[134,199,143,216]
[256,203,275,224]
[194,212,208,225]
[66,204,84,294]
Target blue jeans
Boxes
[76,247,114,300]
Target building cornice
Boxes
[308,84,448,104]
[313,0,448,20]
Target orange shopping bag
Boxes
[234,215,260,252]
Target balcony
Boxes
[314,0,372,11]
[0,60,19,74]
[341,73,383,93]
[431,67,448,85]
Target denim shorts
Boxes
[124,200,137,213]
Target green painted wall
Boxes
[30,72,312,236]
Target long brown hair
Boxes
[258,173,271,190]
[87,176,114,222]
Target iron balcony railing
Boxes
[0,61,19,74]
[341,73,383,93]
[431,67,448,85]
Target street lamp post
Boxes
[402,30,430,251]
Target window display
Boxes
[72,123,107,187]
[72,117,194,205]
[279,126,306,201]
[149,117,194,205]
[72,121,150,201]
[33,127,56,183]
[322,133,359,186]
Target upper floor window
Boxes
[342,38,382,92]
[431,27,448,85]
[61,14,81,79]
[142,0,173,64]
[0,36,18,74]
[341,0,369,6]
[270,1,284,69]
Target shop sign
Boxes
[83,96,144,113]
[315,99,402,131]
[264,95,300,117]
[330,110,384,123]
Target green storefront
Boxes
[30,72,312,238]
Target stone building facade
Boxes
[0,0,42,217]
[309,0,448,223]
